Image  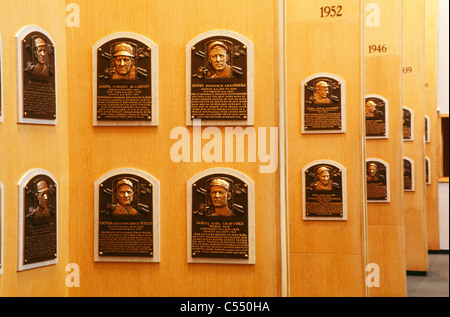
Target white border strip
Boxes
[366,158,391,203]
[94,168,160,262]
[302,160,348,221]
[92,32,159,126]
[16,25,57,125]
[301,73,346,134]
[187,167,255,264]
[365,94,389,139]
[186,30,254,126]
[18,169,58,271]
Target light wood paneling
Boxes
[364,0,406,296]
[286,0,366,296]
[402,0,428,272]
[66,0,281,297]
[424,0,440,251]
[0,0,69,296]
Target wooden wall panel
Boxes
[0,0,69,296]
[424,0,440,251]
[402,0,428,272]
[66,0,281,297]
[286,0,366,296]
[364,0,406,296]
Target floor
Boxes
[407,253,449,297]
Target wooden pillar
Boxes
[364,0,406,296]
[402,0,428,273]
[0,0,70,297]
[286,0,367,296]
[424,0,440,251]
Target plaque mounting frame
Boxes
[301,73,346,134]
[186,30,254,126]
[16,25,57,125]
[18,169,58,271]
[92,32,159,127]
[365,94,389,139]
[94,168,160,262]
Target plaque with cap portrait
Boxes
[93,33,158,126]
[366,159,390,202]
[403,157,415,191]
[187,30,254,126]
[403,107,413,141]
[302,73,345,134]
[16,25,57,125]
[365,95,388,139]
[303,160,347,220]
[94,168,160,262]
[18,169,58,271]
[187,168,255,264]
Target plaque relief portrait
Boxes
[365,95,388,139]
[18,169,58,271]
[403,107,413,141]
[366,159,390,202]
[94,169,160,262]
[302,73,345,133]
[303,161,347,220]
[403,157,415,191]
[16,25,57,125]
[187,168,255,264]
[187,30,254,126]
[93,32,158,126]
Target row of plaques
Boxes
[1,156,429,271]
[1,26,430,139]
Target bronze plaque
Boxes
[425,116,430,143]
[191,173,249,260]
[304,162,346,220]
[302,74,344,133]
[94,33,156,125]
[21,174,57,268]
[366,160,389,202]
[425,157,431,185]
[403,158,414,191]
[189,32,251,123]
[403,107,413,140]
[97,173,154,259]
[365,96,387,138]
[19,28,56,123]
